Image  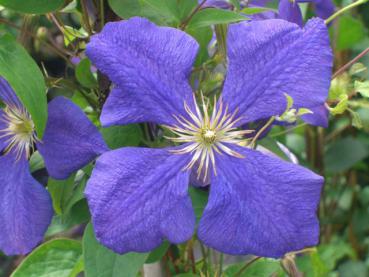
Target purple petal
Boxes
[302,104,329,127]
[0,153,53,255]
[0,76,22,108]
[222,18,333,126]
[37,97,108,180]
[198,145,323,257]
[86,17,198,126]
[314,0,335,19]
[278,0,304,26]
[85,147,195,254]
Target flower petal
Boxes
[278,0,303,26]
[0,76,22,108]
[86,17,199,126]
[0,153,53,255]
[37,97,108,180]
[301,104,329,127]
[314,0,335,19]
[85,147,195,254]
[198,145,323,257]
[222,18,333,126]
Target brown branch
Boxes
[332,47,369,79]
[180,0,207,30]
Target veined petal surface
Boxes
[37,97,108,180]
[223,18,333,126]
[0,153,53,255]
[86,17,199,126]
[198,145,323,257]
[85,147,195,254]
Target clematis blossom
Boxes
[0,78,107,255]
[85,17,332,257]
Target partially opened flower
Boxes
[85,17,332,257]
[0,77,107,255]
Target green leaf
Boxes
[146,241,170,264]
[349,62,367,76]
[187,8,247,29]
[29,151,44,173]
[329,94,348,115]
[189,187,208,222]
[325,137,369,172]
[75,58,98,89]
[0,34,47,137]
[355,80,369,98]
[83,223,148,277]
[348,108,363,129]
[48,175,76,215]
[48,172,88,217]
[318,241,356,271]
[338,261,368,277]
[108,0,189,25]
[63,26,87,46]
[177,0,198,21]
[0,0,64,14]
[240,7,273,15]
[224,258,282,277]
[186,26,213,65]
[229,0,241,10]
[11,239,82,277]
[336,15,366,50]
[101,124,143,149]
[108,0,141,18]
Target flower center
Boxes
[201,128,216,144]
[165,94,254,181]
[0,105,36,160]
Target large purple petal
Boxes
[198,145,323,257]
[222,18,333,127]
[85,147,195,254]
[301,104,329,127]
[0,76,22,108]
[314,0,335,19]
[0,153,53,255]
[86,17,199,126]
[37,97,108,180]
[278,0,303,26]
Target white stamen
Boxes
[0,104,37,160]
[166,93,254,181]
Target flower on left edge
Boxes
[85,17,333,257]
[0,77,108,255]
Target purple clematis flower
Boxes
[0,77,107,255]
[85,17,332,257]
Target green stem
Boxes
[218,253,224,275]
[235,257,261,277]
[81,0,93,35]
[99,0,105,31]
[325,0,369,25]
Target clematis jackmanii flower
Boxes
[85,17,332,257]
[0,78,107,255]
